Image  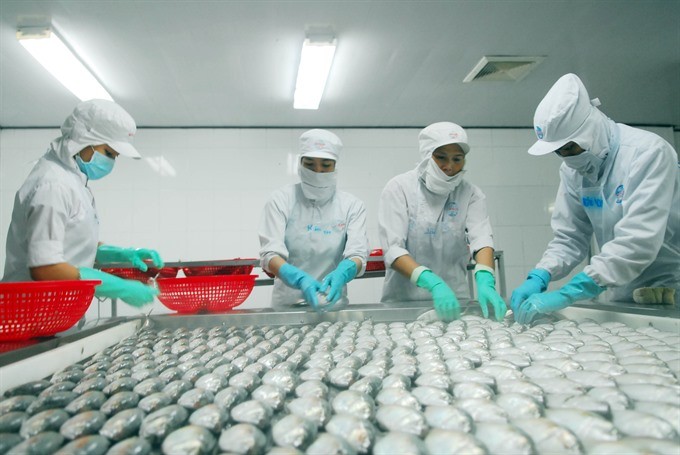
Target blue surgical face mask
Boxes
[76,147,115,180]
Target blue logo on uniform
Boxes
[535,126,544,140]
[582,196,603,208]
[446,201,459,217]
[615,184,624,204]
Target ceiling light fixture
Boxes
[293,35,336,110]
[16,26,113,101]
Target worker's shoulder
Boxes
[618,124,676,159]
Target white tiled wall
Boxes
[0,126,675,320]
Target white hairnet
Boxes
[418,122,470,159]
[61,99,141,159]
[299,129,342,161]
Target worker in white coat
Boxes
[2,99,163,307]
[512,73,680,324]
[379,122,507,322]
[259,129,369,310]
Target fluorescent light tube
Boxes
[293,37,336,110]
[17,27,113,101]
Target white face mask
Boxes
[562,150,604,181]
[423,158,465,195]
[298,166,337,202]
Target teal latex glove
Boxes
[96,245,163,272]
[515,272,605,324]
[510,268,551,314]
[321,259,358,308]
[278,263,324,310]
[79,267,158,308]
[416,270,460,322]
[475,270,507,321]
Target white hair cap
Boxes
[61,99,141,159]
[418,122,470,159]
[528,73,602,156]
[299,129,342,161]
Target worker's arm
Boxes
[30,263,80,281]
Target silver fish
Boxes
[100,392,140,416]
[376,388,420,410]
[230,399,273,429]
[331,391,375,421]
[453,382,494,400]
[214,386,248,412]
[177,388,214,410]
[7,431,64,455]
[5,380,51,397]
[634,401,680,434]
[60,410,107,440]
[588,437,680,455]
[424,428,487,455]
[194,373,228,393]
[0,433,22,454]
[99,408,145,441]
[161,424,217,455]
[450,370,496,388]
[531,377,584,395]
[103,436,152,455]
[188,404,227,434]
[456,398,508,423]
[327,367,359,389]
[305,432,357,455]
[20,408,70,438]
[218,423,267,455]
[375,405,427,437]
[544,408,619,443]
[325,413,376,454]
[618,384,680,405]
[349,376,382,398]
[373,432,427,455]
[251,384,286,411]
[381,374,411,390]
[138,392,172,413]
[0,411,27,433]
[39,381,77,397]
[586,387,631,411]
[140,404,189,442]
[424,405,473,432]
[611,409,677,439]
[474,422,534,455]
[286,397,331,428]
[272,414,318,450]
[54,434,110,455]
[411,386,453,407]
[0,395,36,415]
[262,369,298,394]
[299,367,327,382]
[24,391,77,415]
[512,418,583,454]
[102,378,138,395]
[495,393,543,419]
[132,378,166,397]
[229,372,262,392]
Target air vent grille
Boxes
[463,56,545,82]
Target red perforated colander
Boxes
[366,248,386,271]
[156,274,256,314]
[101,266,178,283]
[182,259,256,277]
[0,280,99,341]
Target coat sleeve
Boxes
[378,176,412,268]
[465,185,495,254]
[585,141,677,287]
[342,197,369,276]
[258,189,290,273]
[536,167,593,280]
[25,181,72,267]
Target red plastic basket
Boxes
[101,266,178,283]
[182,259,256,277]
[366,248,386,271]
[156,274,256,314]
[0,280,99,341]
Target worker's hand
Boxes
[416,270,460,322]
[475,270,507,321]
[79,267,158,308]
[510,268,551,314]
[278,263,323,310]
[96,245,164,272]
[321,259,358,308]
[515,272,604,324]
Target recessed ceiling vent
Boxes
[463,56,545,82]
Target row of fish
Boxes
[0,314,679,454]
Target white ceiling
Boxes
[1,1,678,129]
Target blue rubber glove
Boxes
[515,272,605,324]
[475,270,507,321]
[278,263,324,310]
[416,270,460,322]
[96,245,164,272]
[79,267,158,308]
[510,268,551,314]
[321,259,358,308]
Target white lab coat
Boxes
[379,168,494,302]
[259,184,368,307]
[537,123,680,301]
[3,138,99,282]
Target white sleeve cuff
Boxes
[410,265,430,285]
[474,264,495,276]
